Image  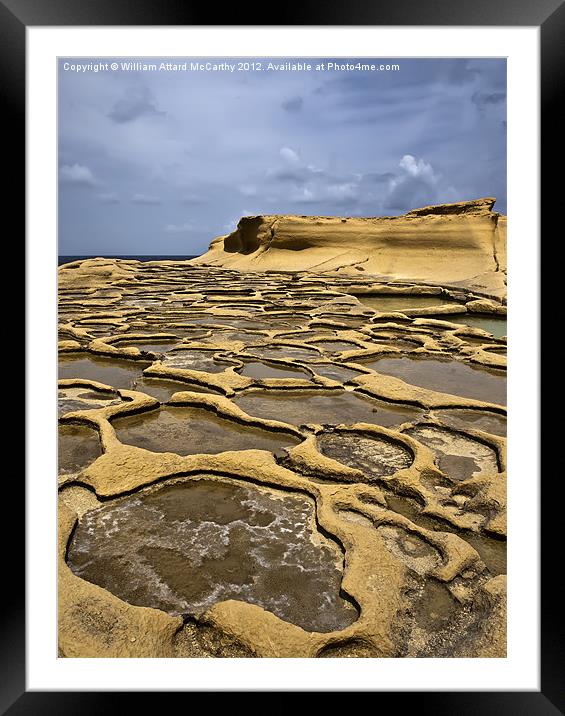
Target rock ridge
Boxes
[190,198,507,296]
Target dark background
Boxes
[6,0,558,711]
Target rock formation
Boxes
[191,198,507,298]
[58,252,506,658]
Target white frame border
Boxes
[27,26,539,691]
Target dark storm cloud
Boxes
[58,57,506,255]
[363,172,396,184]
[314,59,480,101]
[471,90,506,111]
[108,85,165,123]
[281,96,304,112]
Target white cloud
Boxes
[98,192,119,204]
[291,187,316,203]
[384,155,443,211]
[265,149,448,214]
[164,221,193,233]
[279,146,301,165]
[59,58,507,254]
[266,148,364,210]
[326,183,359,200]
[221,211,258,232]
[131,194,161,205]
[397,155,438,183]
[60,163,97,187]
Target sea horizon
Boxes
[58,255,199,266]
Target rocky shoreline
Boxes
[58,203,507,658]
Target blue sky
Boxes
[58,58,506,256]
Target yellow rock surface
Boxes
[192,198,506,291]
[57,220,507,659]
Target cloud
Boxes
[362,172,396,184]
[291,187,316,204]
[98,192,119,204]
[131,193,161,205]
[222,209,259,232]
[264,147,460,216]
[108,85,165,124]
[398,155,437,182]
[316,59,482,101]
[60,163,97,187]
[263,147,366,212]
[239,185,258,197]
[58,57,507,254]
[289,182,361,210]
[267,166,310,184]
[384,155,442,211]
[180,193,206,205]
[326,183,359,201]
[265,147,376,211]
[472,91,506,112]
[223,219,239,232]
[279,146,301,165]
[164,221,193,233]
[267,147,335,185]
[281,96,303,113]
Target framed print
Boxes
[9,0,556,709]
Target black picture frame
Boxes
[9,0,556,710]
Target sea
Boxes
[58,255,198,266]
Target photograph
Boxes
[56,55,508,660]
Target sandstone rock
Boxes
[191,198,507,291]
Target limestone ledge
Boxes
[190,198,507,296]
[58,250,508,658]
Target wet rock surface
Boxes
[405,425,499,481]
[434,408,506,437]
[238,360,312,380]
[67,478,357,633]
[316,431,413,481]
[352,295,461,312]
[368,356,506,405]
[442,314,507,338]
[58,255,507,659]
[58,386,124,418]
[58,424,101,476]
[233,389,423,427]
[111,405,300,456]
[131,377,220,403]
[161,349,237,373]
[59,355,149,390]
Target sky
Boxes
[58,57,506,256]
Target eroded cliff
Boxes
[191,198,507,297]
